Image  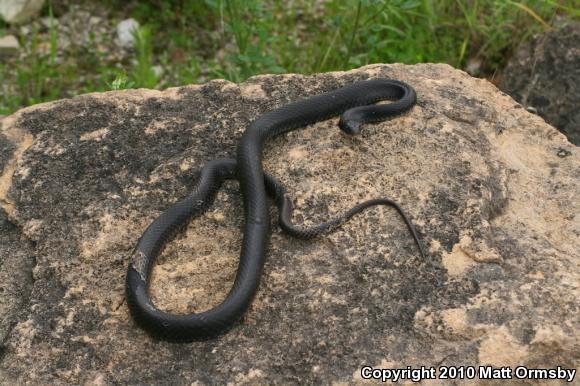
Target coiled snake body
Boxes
[126,79,425,341]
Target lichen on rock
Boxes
[0,64,578,385]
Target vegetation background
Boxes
[1,0,578,115]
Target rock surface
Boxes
[0,64,578,384]
[501,23,580,145]
[0,0,44,24]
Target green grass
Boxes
[1,3,64,114]
[131,25,159,88]
[0,0,578,114]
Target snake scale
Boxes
[126,78,425,341]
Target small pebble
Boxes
[116,18,140,49]
[0,35,20,56]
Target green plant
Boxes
[1,0,578,115]
[0,19,6,37]
[107,71,136,90]
[212,0,286,81]
[48,4,58,66]
[17,25,61,105]
[131,25,158,88]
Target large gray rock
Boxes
[0,123,34,347]
[501,23,580,145]
[0,64,578,384]
[0,0,44,24]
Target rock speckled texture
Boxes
[0,64,578,385]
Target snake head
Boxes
[338,117,361,135]
[339,107,367,135]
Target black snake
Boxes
[126,79,425,341]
